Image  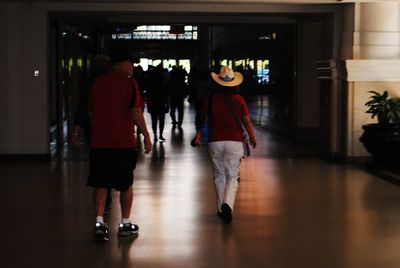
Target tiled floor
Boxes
[1,101,400,268]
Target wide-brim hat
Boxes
[211,66,243,87]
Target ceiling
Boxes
[5,0,349,3]
[41,0,344,27]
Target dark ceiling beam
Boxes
[33,2,340,13]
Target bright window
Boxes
[111,25,198,40]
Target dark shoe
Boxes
[93,222,109,242]
[159,135,166,142]
[221,203,233,223]
[217,211,223,217]
[118,223,139,236]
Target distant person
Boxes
[146,65,169,142]
[187,67,211,131]
[193,66,257,223]
[167,65,187,128]
[241,65,258,94]
[88,60,152,241]
[132,64,146,110]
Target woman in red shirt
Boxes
[194,66,257,223]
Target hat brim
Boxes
[211,72,243,87]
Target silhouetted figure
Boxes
[187,67,211,131]
[146,65,169,142]
[168,65,187,128]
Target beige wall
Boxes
[353,2,400,59]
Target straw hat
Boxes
[211,66,243,87]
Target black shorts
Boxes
[87,148,138,192]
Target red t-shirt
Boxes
[131,78,145,110]
[89,72,142,148]
[208,94,249,142]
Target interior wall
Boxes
[295,19,326,143]
[0,3,49,156]
[340,3,355,59]
[354,2,400,59]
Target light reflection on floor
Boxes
[1,102,400,268]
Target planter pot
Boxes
[360,123,400,162]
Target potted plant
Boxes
[359,90,400,161]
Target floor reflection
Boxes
[2,101,400,268]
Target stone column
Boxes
[353,2,400,59]
[344,2,400,158]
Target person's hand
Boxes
[191,132,202,147]
[143,136,152,154]
[194,132,202,146]
[250,136,257,149]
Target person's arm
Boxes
[193,96,209,146]
[130,78,152,153]
[193,130,202,146]
[242,115,257,148]
[132,108,152,154]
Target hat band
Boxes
[219,74,235,82]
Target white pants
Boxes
[208,141,244,212]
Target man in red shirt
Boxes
[88,60,152,241]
